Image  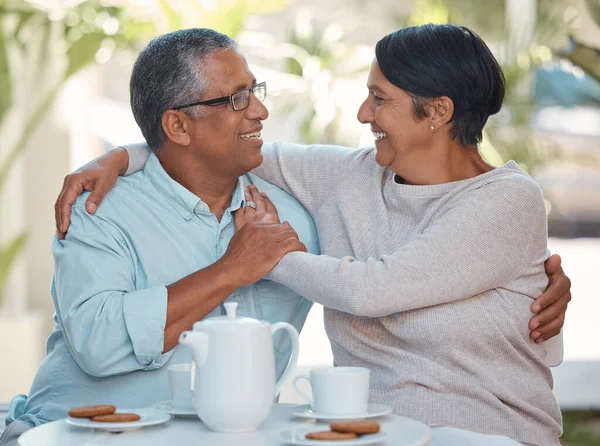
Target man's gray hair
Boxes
[130,28,237,150]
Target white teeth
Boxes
[373,131,387,140]
[240,131,262,140]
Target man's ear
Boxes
[162,110,192,146]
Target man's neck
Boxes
[156,147,239,220]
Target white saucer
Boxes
[65,408,170,432]
[291,403,393,421]
[281,428,386,446]
[152,401,198,418]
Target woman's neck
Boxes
[392,140,494,185]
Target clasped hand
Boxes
[222,185,307,287]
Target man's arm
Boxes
[55,206,305,377]
[163,217,307,351]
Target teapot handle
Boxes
[271,322,300,397]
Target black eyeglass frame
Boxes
[171,82,267,112]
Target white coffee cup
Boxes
[292,367,370,415]
[168,363,194,410]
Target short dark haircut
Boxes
[375,24,505,146]
[130,28,237,150]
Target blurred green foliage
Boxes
[404,0,568,171]
[280,0,571,171]
[280,18,370,146]
[565,0,600,82]
[0,0,290,308]
[0,0,148,307]
[562,410,600,445]
[156,0,289,38]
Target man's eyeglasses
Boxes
[172,82,267,112]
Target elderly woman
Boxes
[54,25,566,445]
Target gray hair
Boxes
[130,28,237,150]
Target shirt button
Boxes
[219,233,224,240]
[184,211,191,218]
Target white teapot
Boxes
[178,302,299,433]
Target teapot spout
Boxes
[178,330,209,367]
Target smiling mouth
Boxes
[372,131,387,140]
[240,131,262,140]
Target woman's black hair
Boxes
[375,24,505,146]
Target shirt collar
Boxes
[145,153,250,220]
[232,174,251,212]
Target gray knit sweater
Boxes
[125,141,562,445]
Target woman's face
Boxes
[357,59,431,169]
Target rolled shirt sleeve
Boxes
[53,205,172,378]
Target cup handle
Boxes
[292,374,313,406]
[271,322,300,397]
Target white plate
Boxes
[281,428,387,446]
[65,408,170,432]
[152,401,198,418]
[291,403,393,421]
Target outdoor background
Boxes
[0,0,599,444]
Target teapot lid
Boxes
[193,302,265,330]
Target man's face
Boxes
[185,49,269,176]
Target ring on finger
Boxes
[245,200,257,209]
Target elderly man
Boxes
[0,28,317,445]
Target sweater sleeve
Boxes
[121,141,356,215]
[251,142,356,214]
[268,181,549,317]
[121,142,152,176]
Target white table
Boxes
[18,403,431,446]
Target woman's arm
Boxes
[251,141,355,214]
[55,141,354,237]
[268,182,548,317]
[120,140,358,215]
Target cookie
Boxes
[91,413,141,423]
[68,405,116,418]
[305,431,358,441]
[330,420,381,434]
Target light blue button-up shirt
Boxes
[6,153,318,427]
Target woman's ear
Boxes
[428,96,454,129]
[162,110,192,146]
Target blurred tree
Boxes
[586,0,600,24]
[402,0,567,171]
[565,0,600,82]
[155,0,289,38]
[276,0,572,166]
[0,0,153,308]
[0,0,290,308]
[277,13,371,146]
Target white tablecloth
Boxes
[12,403,524,446]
